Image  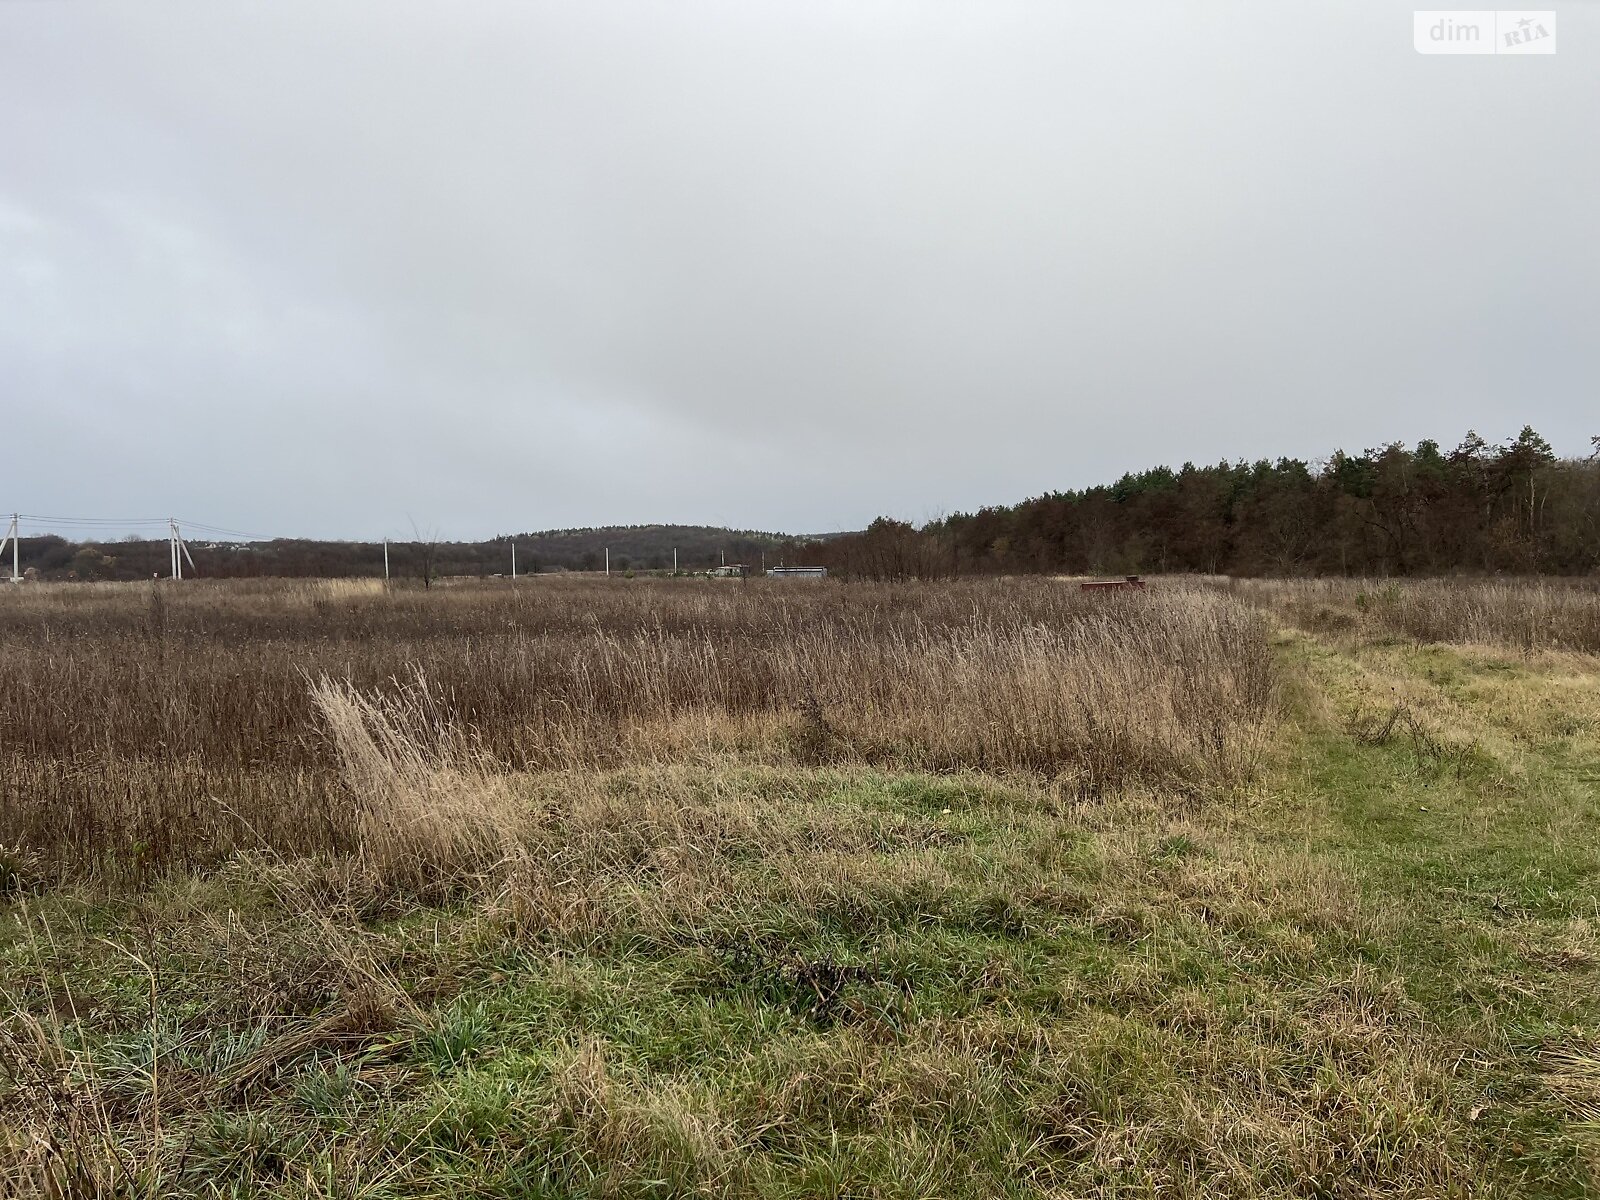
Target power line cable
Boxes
[18,513,171,527]
[12,511,413,548]
[12,513,284,541]
[173,519,281,541]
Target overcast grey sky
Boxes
[2,2,1596,540]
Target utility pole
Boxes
[383,538,390,582]
[511,541,517,579]
[168,519,194,580]
[605,547,610,577]
[673,547,677,575]
[169,518,178,580]
[0,514,18,583]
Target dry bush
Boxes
[0,578,1276,877]
[309,673,521,898]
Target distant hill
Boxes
[503,524,837,572]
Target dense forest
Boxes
[811,429,1600,580]
[8,429,1597,583]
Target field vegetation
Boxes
[0,578,1272,880]
[2,576,1599,1197]
[1230,577,1600,655]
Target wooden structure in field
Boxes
[1080,575,1147,592]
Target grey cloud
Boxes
[2,1,1596,538]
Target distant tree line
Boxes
[4,524,821,583]
[812,428,1600,579]
[13,430,1597,583]
[498,525,817,574]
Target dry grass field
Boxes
[1227,577,1600,656]
[0,578,1272,880]
[2,576,1599,1197]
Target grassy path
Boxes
[1262,630,1600,1195]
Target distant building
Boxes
[706,564,749,578]
[766,567,827,579]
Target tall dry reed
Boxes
[0,577,1275,876]
[1226,576,1600,653]
[309,673,521,896]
